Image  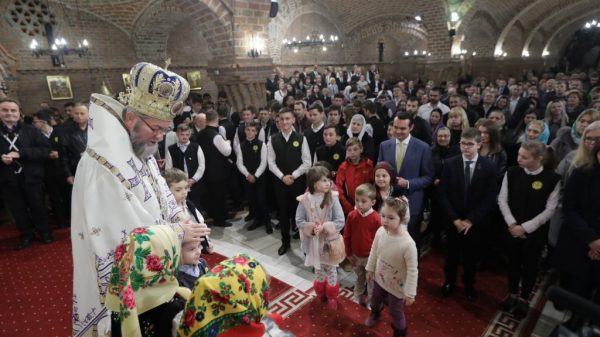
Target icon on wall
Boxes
[46,75,73,100]
[186,71,202,91]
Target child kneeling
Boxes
[296,166,345,309]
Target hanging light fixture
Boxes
[282,31,338,51]
[29,10,90,66]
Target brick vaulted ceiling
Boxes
[7,0,600,62]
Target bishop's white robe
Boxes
[71,94,185,337]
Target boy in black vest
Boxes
[268,108,311,255]
[166,123,205,207]
[236,121,271,234]
[314,124,345,176]
[303,102,326,162]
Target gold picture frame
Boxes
[122,73,132,89]
[186,70,202,91]
[46,75,73,100]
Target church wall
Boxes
[0,1,137,114]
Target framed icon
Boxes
[186,70,202,91]
[46,75,73,100]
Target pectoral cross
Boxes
[126,158,152,202]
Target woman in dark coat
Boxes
[554,142,600,303]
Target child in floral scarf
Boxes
[178,253,294,337]
[105,225,191,337]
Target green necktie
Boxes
[396,141,405,174]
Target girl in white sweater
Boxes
[365,197,418,337]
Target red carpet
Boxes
[283,253,508,337]
[0,223,292,337]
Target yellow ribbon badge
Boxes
[333,153,340,160]
[252,145,259,152]
[532,181,543,190]
[292,140,300,147]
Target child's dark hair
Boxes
[164,168,188,187]
[324,124,339,135]
[244,121,259,131]
[382,196,409,220]
[306,166,332,209]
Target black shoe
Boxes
[441,283,454,296]
[213,221,233,228]
[466,288,479,301]
[500,295,518,312]
[265,223,273,234]
[293,231,300,239]
[247,222,262,231]
[41,233,54,244]
[278,244,289,256]
[244,214,253,222]
[15,238,32,250]
[512,300,529,320]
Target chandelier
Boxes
[29,23,90,67]
[282,31,339,53]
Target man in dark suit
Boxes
[0,98,52,249]
[377,112,434,246]
[438,128,497,301]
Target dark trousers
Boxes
[370,281,407,330]
[408,214,422,248]
[507,225,548,299]
[204,178,228,226]
[444,225,480,289]
[246,176,269,224]
[44,173,68,227]
[1,180,51,240]
[273,175,305,246]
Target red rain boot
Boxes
[325,283,340,309]
[313,280,327,302]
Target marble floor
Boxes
[209,210,571,337]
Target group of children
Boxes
[296,159,418,337]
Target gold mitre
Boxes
[126,62,190,121]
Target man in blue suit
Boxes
[378,112,434,246]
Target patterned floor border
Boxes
[269,280,550,337]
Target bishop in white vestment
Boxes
[71,62,209,337]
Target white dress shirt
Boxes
[236,139,268,179]
[165,141,206,182]
[267,130,312,180]
[498,167,560,233]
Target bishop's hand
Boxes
[181,221,211,244]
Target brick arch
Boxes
[543,9,600,59]
[132,0,233,63]
[48,0,134,37]
[345,16,427,47]
[458,9,498,57]
[483,0,588,56]
[267,1,341,64]
[522,1,595,57]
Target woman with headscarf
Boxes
[178,253,294,337]
[106,225,190,337]
[340,114,375,161]
[549,109,600,167]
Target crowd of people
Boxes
[1,62,600,337]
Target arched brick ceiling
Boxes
[40,0,600,61]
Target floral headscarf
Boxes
[178,253,269,337]
[105,225,191,337]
